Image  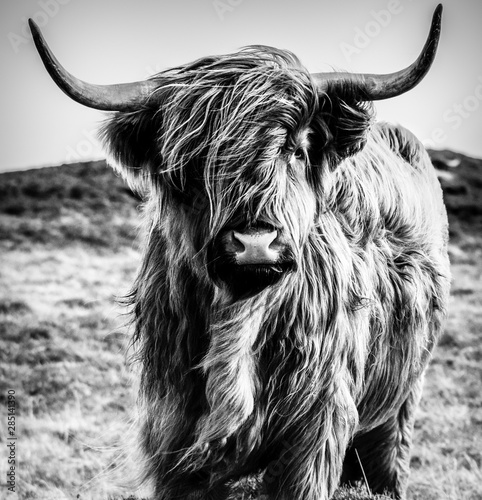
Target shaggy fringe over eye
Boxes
[99,48,376,201]
[142,46,322,233]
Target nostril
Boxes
[228,231,245,253]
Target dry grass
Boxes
[0,246,139,499]
[0,151,481,499]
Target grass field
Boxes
[0,152,481,499]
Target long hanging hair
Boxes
[100,45,450,498]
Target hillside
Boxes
[0,160,141,249]
[0,150,481,500]
[430,149,482,250]
[1,150,481,250]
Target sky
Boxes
[1,0,481,172]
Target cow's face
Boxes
[29,10,441,298]
[30,5,442,298]
[101,48,373,299]
[203,123,319,299]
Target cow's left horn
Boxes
[312,4,443,101]
[29,19,158,111]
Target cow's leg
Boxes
[262,452,324,500]
[262,403,356,500]
[262,442,345,500]
[206,483,232,500]
[154,472,232,500]
[187,483,231,500]
[341,381,423,499]
[160,482,231,500]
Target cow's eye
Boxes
[293,148,304,160]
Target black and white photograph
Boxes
[1,1,481,499]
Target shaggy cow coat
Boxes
[101,46,450,500]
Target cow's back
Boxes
[334,122,448,260]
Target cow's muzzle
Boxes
[209,224,295,299]
[226,227,281,265]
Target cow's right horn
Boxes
[29,19,158,112]
[312,4,443,101]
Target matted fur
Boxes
[100,46,450,500]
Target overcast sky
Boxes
[1,0,481,172]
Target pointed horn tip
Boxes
[28,18,40,37]
[433,3,443,30]
[423,4,443,61]
[430,4,443,39]
[28,18,46,52]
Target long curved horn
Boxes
[312,4,443,100]
[29,19,158,111]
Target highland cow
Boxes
[30,5,450,500]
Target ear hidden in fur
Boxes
[99,108,160,191]
[318,87,374,167]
